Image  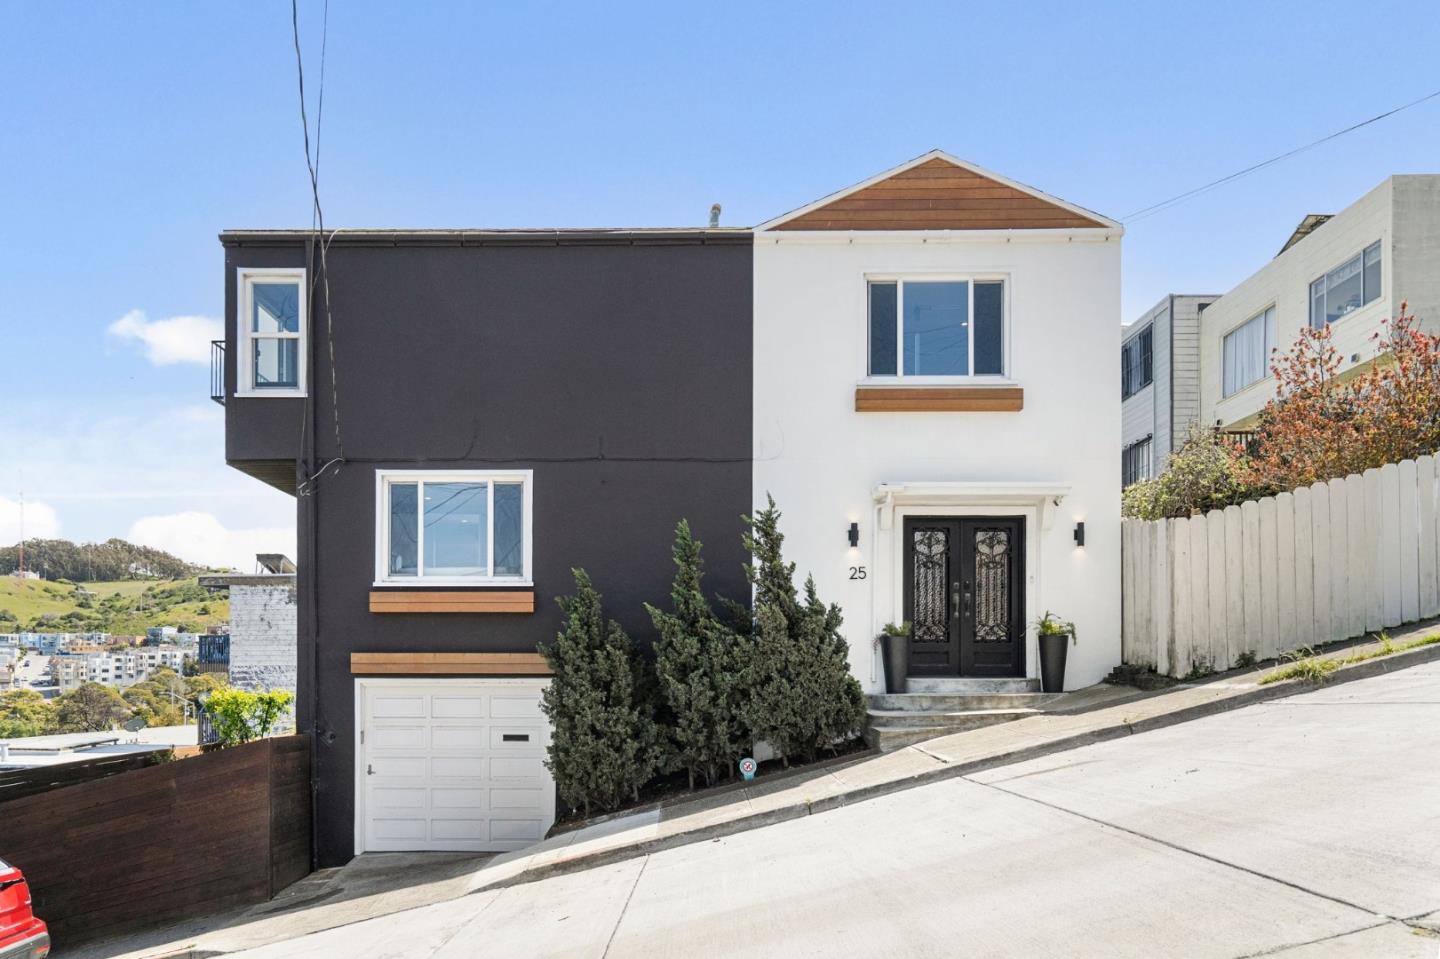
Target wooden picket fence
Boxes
[1122,453,1440,678]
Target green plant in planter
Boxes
[873,621,911,646]
[1034,611,1077,645]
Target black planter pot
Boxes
[881,633,910,694]
[1039,633,1070,693]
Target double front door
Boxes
[903,516,1025,677]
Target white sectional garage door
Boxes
[358,679,555,853]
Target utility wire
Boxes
[1123,87,1440,223]
[291,0,344,497]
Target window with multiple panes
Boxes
[238,269,307,396]
[1222,305,1277,397]
[1122,436,1153,487]
[1309,241,1381,329]
[1120,326,1153,399]
[376,471,532,584]
[867,278,1005,377]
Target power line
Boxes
[1123,87,1440,223]
[291,0,344,497]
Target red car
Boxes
[0,860,48,959]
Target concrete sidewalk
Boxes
[78,624,1440,958]
[463,624,1440,895]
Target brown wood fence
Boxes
[0,735,311,947]
[0,748,172,803]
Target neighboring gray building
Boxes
[1121,294,1220,486]
[199,561,297,695]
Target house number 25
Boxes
[849,566,867,580]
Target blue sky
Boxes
[3,0,1438,569]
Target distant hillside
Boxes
[0,538,206,582]
[0,577,228,635]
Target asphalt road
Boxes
[235,661,1440,959]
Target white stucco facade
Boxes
[1200,175,1440,429]
[752,227,1123,691]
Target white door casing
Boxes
[354,678,556,854]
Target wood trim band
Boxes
[350,652,552,676]
[855,386,1024,413]
[368,590,536,614]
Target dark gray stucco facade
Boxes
[220,231,754,866]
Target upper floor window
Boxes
[1309,241,1381,329]
[1121,326,1153,399]
[238,268,306,396]
[1222,305,1276,397]
[868,278,1006,378]
[375,470,532,585]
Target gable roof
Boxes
[759,150,1119,232]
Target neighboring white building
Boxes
[1120,294,1220,485]
[1200,175,1440,429]
[753,151,1123,693]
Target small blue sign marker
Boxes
[739,757,757,781]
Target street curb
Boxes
[471,641,1440,893]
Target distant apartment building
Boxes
[1200,175,1440,430]
[199,560,297,694]
[49,646,191,691]
[1120,294,1220,485]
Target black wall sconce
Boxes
[848,522,860,548]
[1073,521,1085,547]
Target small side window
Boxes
[238,269,307,396]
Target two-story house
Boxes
[218,151,1121,865]
[1120,294,1219,486]
[1199,175,1440,429]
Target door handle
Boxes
[962,581,972,618]
[367,764,374,776]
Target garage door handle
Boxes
[367,764,374,776]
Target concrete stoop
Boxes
[864,678,1057,752]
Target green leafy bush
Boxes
[541,570,663,816]
[1122,425,1254,520]
[205,688,294,745]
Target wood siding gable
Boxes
[766,154,1111,232]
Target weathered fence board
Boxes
[1123,452,1440,677]
[1418,455,1438,619]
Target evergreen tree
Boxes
[740,496,866,764]
[645,521,746,790]
[540,569,662,816]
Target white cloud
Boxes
[127,512,296,572]
[108,309,223,365]
[0,496,62,544]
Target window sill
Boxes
[857,376,1017,388]
[372,580,533,589]
[234,389,307,399]
[855,384,1024,412]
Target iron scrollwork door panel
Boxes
[903,520,961,675]
[959,518,1026,677]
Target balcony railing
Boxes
[210,339,226,405]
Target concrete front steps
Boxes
[864,678,1058,752]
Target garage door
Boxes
[358,679,556,853]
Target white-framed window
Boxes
[1222,305,1277,397]
[374,470,533,586]
[238,268,307,397]
[867,276,1008,379]
[1308,241,1381,329]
